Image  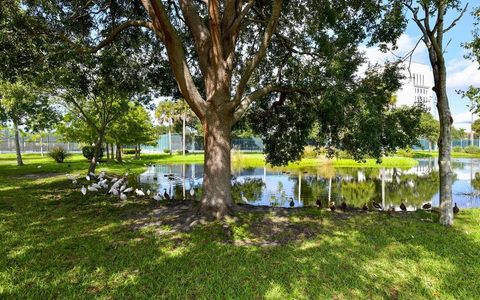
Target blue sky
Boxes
[362,3,479,129]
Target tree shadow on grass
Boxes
[0,179,479,299]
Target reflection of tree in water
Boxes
[384,172,439,206]
[341,181,376,207]
[231,178,265,203]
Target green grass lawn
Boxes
[1,154,479,299]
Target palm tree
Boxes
[156,99,196,155]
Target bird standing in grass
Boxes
[453,203,460,214]
[362,203,369,211]
[289,198,295,207]
[340,201,347,211]
[241,192,249,204]
[163,189,171,201]
[372,201,382,210]
[190,187,195,198]
[329,202,336,212]
[422,203,432,210]
[315,199,322,208]
[400,202,407,212]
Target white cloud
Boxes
[446,58,480,89]
[360,33,428,66]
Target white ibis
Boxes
[241,192,249,204]
[190,187,195,197]
[146,189,151,196]
[86,175,91,181]
[120,184,126,192]
[135,189,145,197]
[111,177,118,183]
[124,187,133,193]
[87,185,98,192]
[153,194,162,201]
[81,186,87,195]
[111,189,119,196]
[120,193,127,201]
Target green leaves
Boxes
[0,80,59,132]
[248,64,424,166]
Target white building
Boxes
[395,62,437,118]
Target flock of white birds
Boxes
[66,171,195,202]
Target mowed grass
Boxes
[0,154,479,299]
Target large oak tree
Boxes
[24,0,420,218]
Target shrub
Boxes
[176,150,189,155]
[334,150,353,159]
[163,149,171,154]
[302,146,318,159]
[452,146,464,153]
[48,146,71,163]
[82,145,104,161]
[464,146,480,154]
[396,148,413,158]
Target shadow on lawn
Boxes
[0,178,479,299]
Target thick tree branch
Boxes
[90,20,158,52]
[208,0,223,66]
[141,0,207,119]
[231,0,283,108]
[232,84,303,122]
[178,0,211,75]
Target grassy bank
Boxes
[411,150,480,158]
[0,152,418,174]
[0,155,479,299]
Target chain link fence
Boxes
[0,129,81,154]
[141,133,264,153]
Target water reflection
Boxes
[138,158,480,209]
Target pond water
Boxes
[138,158,480,210]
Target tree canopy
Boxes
[13,0,425,216]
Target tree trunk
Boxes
[105,143,110,160]
[40,136,44,156]
[110,143,115,160]
[13,121,24,166]
[88,133,104,174]
[434,63,454,226]
[168,127,172,155]
[200,114,234,219]
[116,143,122,162]
[183,113,186,155]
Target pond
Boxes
[138,158,480,210]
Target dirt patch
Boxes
[129,200,423,247]
[129,201,350,246]
[130,201,208,233]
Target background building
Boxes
[395,62,437,117]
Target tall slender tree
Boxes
[402,0,468,226]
